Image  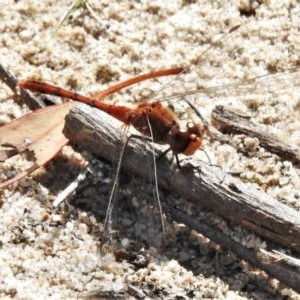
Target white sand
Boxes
[1,0,300,299]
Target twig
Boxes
[259,248,300,270]
[211,105,300,163]
[0,62,45,110]
[169,206,300,293]
[53,163,89,207]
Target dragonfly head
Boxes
[169,122,204,156]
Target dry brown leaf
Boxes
[0,102,75,189]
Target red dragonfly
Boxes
[18,68,204,166]
[16,25,252,259]
[17,66,205,258]
[20,24,298,259]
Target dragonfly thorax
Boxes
[128,101,204,156]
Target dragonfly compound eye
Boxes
[183,123,203,156]
[186,122,204,138]
[169,124,202,156]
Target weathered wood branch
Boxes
[63,103,300,292]
[0,63,44,110]
[169,206,300,293]
[211,105,300,163]
[0,62,57,110]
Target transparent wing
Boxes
[161,65,300,101]
[137,26,300,148]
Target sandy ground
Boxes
[1,0,300,299]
